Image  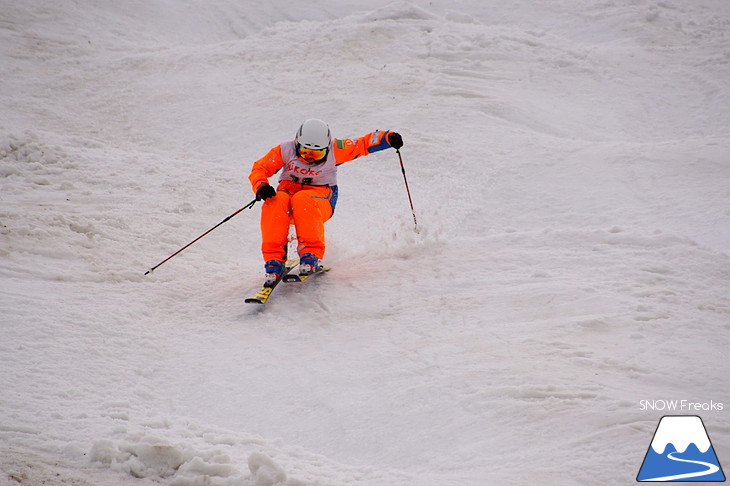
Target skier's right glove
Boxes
[256,184,276,201]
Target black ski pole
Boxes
[396,149,418,228]
[144,198,258,275]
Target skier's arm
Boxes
[249,145,285,194]
[333,130,402,165]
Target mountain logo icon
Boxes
[637,415,726,482]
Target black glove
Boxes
[388,132,403,150]
[256,184,276,200]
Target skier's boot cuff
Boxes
[264,259,285,283]
[298,253,319,276]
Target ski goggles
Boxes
[298,144,327,161]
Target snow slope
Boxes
[2,1,729,485]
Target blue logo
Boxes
[637,415,725,482]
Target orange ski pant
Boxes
[260,183,335,262]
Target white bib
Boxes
[278,140,337,186]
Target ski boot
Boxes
[264,259,285,285]
[298,253,319,276]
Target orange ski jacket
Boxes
[249,130,397,194]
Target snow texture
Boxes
[1,0,729,485]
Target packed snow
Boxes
[2,1,729,485]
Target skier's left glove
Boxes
[388,132,403,150]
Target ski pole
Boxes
[144,198,258,275]
[396,149,418,228]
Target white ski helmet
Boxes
[295,119,331,150]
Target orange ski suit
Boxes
[249,130,396,262]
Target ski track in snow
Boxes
[2,1,730,485]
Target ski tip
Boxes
[245,286,273,304]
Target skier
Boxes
[248,119,403,282]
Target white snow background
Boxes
[1,1,729,485]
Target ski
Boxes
[282,266,330,283]
[244,260,298,305]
